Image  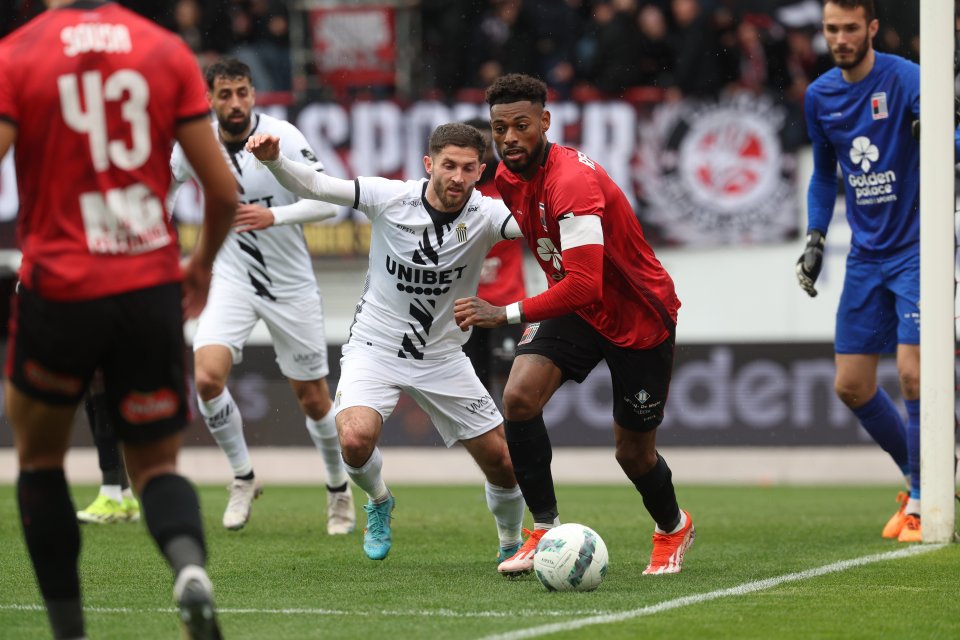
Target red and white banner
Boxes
[309,6,396,92]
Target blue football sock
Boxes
[904,398,920,500]
[851,388,908,474]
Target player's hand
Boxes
[454,296,505,331]
[180,255,213,319]
[246,134,281,162]
[233,203,276,232]
[795,230,825,298]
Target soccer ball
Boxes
[533,523,608,592]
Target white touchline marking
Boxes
[0,603,610,619]
[0,545,946,628]
[478,544,946,640]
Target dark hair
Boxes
[428,122,486,159]
[485,74,548,107]
[823,0,875,23]
[204,57,253,90]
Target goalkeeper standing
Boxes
[798,0,960,542]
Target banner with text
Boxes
[2,343,941,449]
[0,93,800,254]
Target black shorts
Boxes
[462,324,524,388]
[515,313,674,431]
[6,282,190,443]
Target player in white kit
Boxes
[246,122,526,563]
[168,58,355,534]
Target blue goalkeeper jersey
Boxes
[805,52,919,258]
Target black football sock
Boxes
[85,391,126,488]
[327,482,348,493]
[505,414,558,524]
[236,470,255,481]
[141,474,207,575]
[629,453,681,532]
[18,469,84,639]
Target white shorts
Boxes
[335,343,502,447]
[192,278,330,381]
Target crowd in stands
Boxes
[0,0,923,107]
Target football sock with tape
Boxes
[629,453,681,533]
[142,474,207,575]
[504,414,559,524]
[485,482,525,546]
[18,469,84,639]
[345,447,390,503]
[851,388,908,475]
[199,388,251,477]
[306,412,349,487]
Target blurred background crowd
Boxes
[1,0,921,107]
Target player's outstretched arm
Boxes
[177,117,239,318]
[233,199,338,232]
[795,230,825,298]
[247,134,355,206]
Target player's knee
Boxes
[194,370,225,402]
[898,370,919,399]
[337,423,374,464]
[502,385,543,421]
[298,394,332,421]
[615,443,657,476]
[834,380,872,408]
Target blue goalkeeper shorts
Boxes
[835,246,919,354]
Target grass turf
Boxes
[1,484,958,639]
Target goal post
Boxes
[919,0,957,544]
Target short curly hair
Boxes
[485,74,548,107]
[428,122,486,159]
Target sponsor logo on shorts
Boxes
[23,360,84,396]
[293,352,324,364]
[624,389,662,417]
[120,389,179,424]
[465,394,496,416]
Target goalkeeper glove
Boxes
[796,230,825,297]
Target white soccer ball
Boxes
[533,523,609,592]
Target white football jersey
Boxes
[350,177,515,359]
[169,113,321,300]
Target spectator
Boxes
[466,0,541,89]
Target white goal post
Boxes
[919,0,957,544]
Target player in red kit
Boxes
[461,118,527,402]
[454,73,695,577]
[0,2,236,638]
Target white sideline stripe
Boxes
[0,546,944,627]
[479,544,946,640]
[0,603,607,619]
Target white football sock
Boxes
[905,498,921,516]
[100,484,122,503]
[485,482,525,547]
[344,447,390,503]
[305,413,348,487]
[198,389,251,477]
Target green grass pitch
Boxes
[2,483,959,639]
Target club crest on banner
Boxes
[636,94,798,246]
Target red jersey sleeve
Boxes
[170,40,210,123]
[521,155,606,321]
[0,44,17,123]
